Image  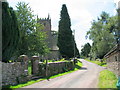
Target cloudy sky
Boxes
[7,0,119,52]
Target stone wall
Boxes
[32,60,74,77]
[42,61,74,77]
[107,62,120,76]
[2,58,74,86]
[106,52,120,76]
[2,61,31,86]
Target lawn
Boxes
[98,70,118,88]
[3,59,82,89]
[28,60,32,75]
[85,58,107,67]
[43,58,71,63]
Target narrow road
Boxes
[21,59,105,88]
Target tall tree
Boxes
[57,4,79,59]
[16,2,49,56]
[16,2,35,56]
[87,11,115,59]
[72,36,80,57]
[2,2,20,62]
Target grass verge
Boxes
[85,58,107,67]
[3,60,82,89]
[3,78,46,90]
[98,70,117,88]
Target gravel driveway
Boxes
[19,59,105,88]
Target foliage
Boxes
[81,43,91,58]
[28,23,49,55]
[116,8,120,43]
[57,4,80,58]
[2,2,20,62]
[15,2,34,55]
[15,2,49,57]
[73,36,80,57]
[98,70,117,88]
[87,11,116,59]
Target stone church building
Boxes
[37,15,60,60]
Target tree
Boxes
[81,43,91,58]
[2,2,20,62]
[28,23,49,55]
[72,36,80,57]
[57,4,79,59]
[87,11,116,59]
[116,8,120,43]
[16,2,49,56]
[16,2,35,56]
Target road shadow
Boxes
[79,67,87,70]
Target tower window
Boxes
[115,56,117,61]
[44,23,46,26]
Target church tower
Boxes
[37,14,52,49]
[37,14,60,60]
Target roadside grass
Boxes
[98,70,117,88]
[3,60,82,89]
[101,64,107,67]
[85,58,107,67]
[3,78,46,90]
[44,58,70,63]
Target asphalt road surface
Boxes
[21,59,105,88]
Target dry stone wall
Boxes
[106,52,120,76]
[2,61,31,86]
[34,61,74,77]
[107,62,120,76]
[2,58,74,86]
[46,61,74,76]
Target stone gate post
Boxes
[18,55,29,75]
[32,56,39,75]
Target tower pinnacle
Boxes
[47,13,50,20]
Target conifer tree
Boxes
[58,4,79,58]
[2,2,19,62]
